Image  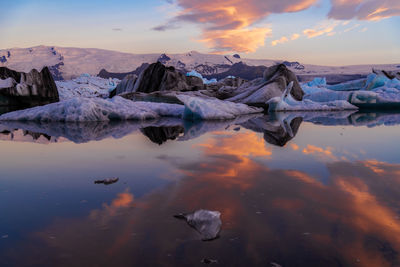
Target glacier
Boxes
[177,95,263,120]
[0,96,184,122]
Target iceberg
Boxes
[186,70,217,84]
[267,82,358,112]
[177,95,262,120]
[306,77,326,87]
[56,74,120,100]
[302,72,400,109]
[0,96,184,122]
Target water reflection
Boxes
[2,124,400,266]
[1,111,400,145]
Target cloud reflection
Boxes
[4,129,400,266]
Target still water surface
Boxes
[0,111,400,266]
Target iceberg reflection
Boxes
[0,111,400,145]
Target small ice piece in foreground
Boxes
[174,209,222,241]
[94,177,119,185]
[201,258,218,264]
[177,95,262,120]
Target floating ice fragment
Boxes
[174,209,222,241]
[94,177,119,185]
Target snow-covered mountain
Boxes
[1,45,399,80]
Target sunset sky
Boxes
[1,0,399,65]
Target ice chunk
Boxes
[94,177,119,185]
[177,95,262,120]
[0,96,184,122]
[326,78,366,91]
[174,209,221,241]
[268,82,358,112]
[305,77,326,87]
[364,73,390,90]
[186,70,217,84]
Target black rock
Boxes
[110,74,138,97]
[263,64,304,101]
[134,62,193,93]
[0,56,7,63]
[0,66,59,109]
[233,54,240,59]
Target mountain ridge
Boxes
[0,45,399,81]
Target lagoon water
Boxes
[0,112,400,266]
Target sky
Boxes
[0,0,399,65]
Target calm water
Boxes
[0,111,400,266]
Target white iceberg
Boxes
[302,72,400,108]
[177,95,263,120]
[0,96,184,122]
[56,74,119,100]
[267,82,358,112]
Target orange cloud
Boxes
[193,131,272,188]
[155,0,319,53]
[202,27,272,53]
[271,36,289,46]
[303,22,338,38]
[302,144,337,160]
[290,143,299,150]
[271,33,300,46]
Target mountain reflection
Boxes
[1,111,400,145]
[3,129,400,266]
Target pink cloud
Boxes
[155,0,399,53]
[329,0,400,21]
